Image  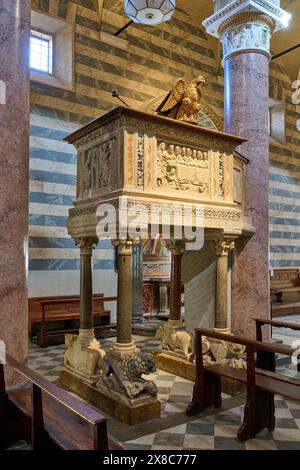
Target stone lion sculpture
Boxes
[99,352,157,400]
[155,325,195,361]
[64,334,104,379]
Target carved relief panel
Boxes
[156,142,210,196]
[82,138,117,196]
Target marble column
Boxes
[77,237,98,347]
[0,1,30,384]
[203,0,291,336]
[132,241,144,324]
[159,285,168,314]
[114,239,136,353]
[167,241,184,328]
[213,239,235,332]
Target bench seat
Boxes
[8,388,122,450]
[205,364,300,403]
[1,354,123,450]
[270,269,300,316]
[29,294,117,347]
[187,328,300,441]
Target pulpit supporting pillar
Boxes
[77,237,98,347]
[156,240,196,378]
[60,237,105,386]
[166,240,184,329]
[132,241,144,325]
[213,239,235,333]
[114,239,136,353]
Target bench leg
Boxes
[39,324,47,348]
[238,388,275,441]
[32,384,50,449]
[256,350,276,372]
[94,422,109,451]
[186,372,221,416]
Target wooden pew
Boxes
[187,328,300,441]
[29,294,117,348]
[0,354,123,450]
[254,317,300,372]
[270,268,300,316]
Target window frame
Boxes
[30,28,55,76]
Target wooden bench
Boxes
[186,328,300,441]
[29,294,117,348]
[254,317,300,372]
[0,353,123,450]
[270,268,300,316]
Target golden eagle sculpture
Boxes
[156,75,206,124]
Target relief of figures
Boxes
[157,142,209,194]
[83,139,116,192]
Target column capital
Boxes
[75,237,98,254]
[113,238,133,256]
[203,0,291,63]
[166,240,185,256]
[212,239,235,256]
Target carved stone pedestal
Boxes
[156,352,196,382]
[60,368,161,425]
[62,329,105,384]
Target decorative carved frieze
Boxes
[219,153,225,197]
[221,21,271,62]
[156,142,209,194]
[69,202,241,223]
[137,135,144,187]
[83,138,116,193]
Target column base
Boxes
[165,319,184,330]
[77,328,98,348]
[112,342,139,356]
[213,327,231,335]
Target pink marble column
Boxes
[224,53,270,336]
[202,2,291,337]
[0,1,30,383]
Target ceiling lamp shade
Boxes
[125,0,176,26]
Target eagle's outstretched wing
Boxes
[156,78,185,114]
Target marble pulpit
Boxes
[60,106,254,422]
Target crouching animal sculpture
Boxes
[155,325,195,361]
[99,352,158,400]
[64,334,104,380]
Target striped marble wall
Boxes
[29,0,300,304]
[29,0,222,304]
[269,61,300,269]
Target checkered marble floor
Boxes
[28,337,193,418]
[124,397,300,450]
[28,336,300,450]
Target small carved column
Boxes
[167,240,184,328]
[132,241,144,324]
[159,284,168,314]
[114,239,137,353]
[77,237,98,346]
[213,239,235,332]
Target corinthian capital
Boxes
[212,239,235,256]
[166,240,185,256]
[112,238,133,256]
[75,237,98,254]
[203,0,291,63]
